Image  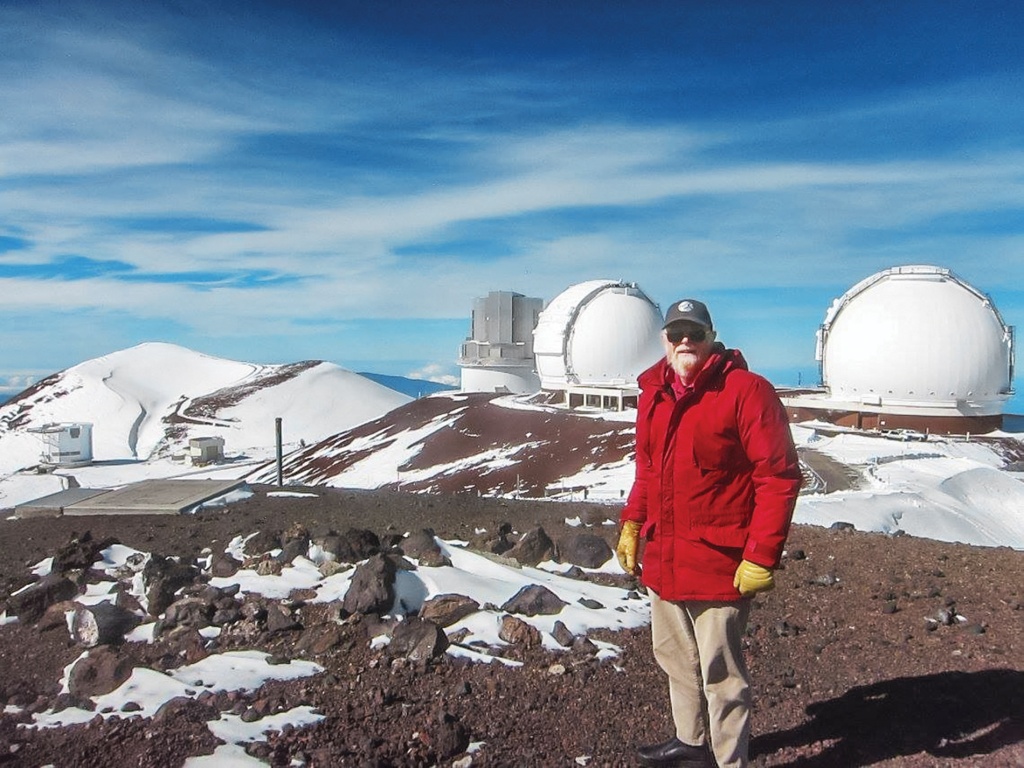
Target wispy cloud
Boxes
[1,1,1022,400]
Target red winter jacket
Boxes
[621,346,802,601]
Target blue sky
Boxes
[2,0,1023,409]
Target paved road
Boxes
[798,447,860,494]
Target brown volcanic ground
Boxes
[247,392,640,497]
[0,487,1022,767]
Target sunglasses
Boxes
[666,326,708,344]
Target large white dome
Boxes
[819,265,1014,415]
[534,280,663,389]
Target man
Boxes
[616,299,802,768]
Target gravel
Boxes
[1,485,1022,767]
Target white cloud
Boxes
[406,364,459,386]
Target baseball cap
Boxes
[663,299,713,330]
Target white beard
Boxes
[663,337,702,382]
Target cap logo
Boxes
[678,301,694,312]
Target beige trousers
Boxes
[649,591,752,768]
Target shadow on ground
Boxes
[753,669,1024,766]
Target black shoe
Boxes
[636,736,710,767]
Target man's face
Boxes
[662,321,715,382]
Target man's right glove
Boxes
[615,520,642,576]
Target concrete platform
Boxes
[18,478,248,517]
[14,488,113,518]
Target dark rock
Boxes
[501,584,567,616]
[400,529,440,559]
[8,573,78,623]
[212,607,242,626]
[51,532,120,577]
[829,522,856,532]
[155,627,209,666]
[52,692,95,713]
[216,582,240,597]
[153,695,219,726]
[467,521,515,556]
[558,532,613,568]
[498,614,542,648]
[114,589,144,614]
[506,526,555,566]
[343,554,397,615]
[551,620,575,647]
[37,600,76,632]
[419,594,480,627]
[389,617,449,661]
[578,597,604,610]
[72,601,140,646]
[266,603,301,633]
[209,552,242,578]
[277,538,309,564]
[243,530,283,557]
[335,528,382,563]
[159,596,214,633]
[68,646,134,697]
[571,635,598,655]
[143,555,201,617]
[296,624,346,655]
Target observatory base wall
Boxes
[786,405,1003,436]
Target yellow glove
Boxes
[615,521,642,576]
[733,560,775,596]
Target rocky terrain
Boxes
[0,486,1022,767]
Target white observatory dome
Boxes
[819,265,1014,415]
[533,279,663,389]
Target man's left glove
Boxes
[733,560,775,596]
[615,521,642,576]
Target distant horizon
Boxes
[2,352,1021,419]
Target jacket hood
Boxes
[638,344,749,390]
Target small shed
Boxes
[189,436,225,465]
[28,423,94,467]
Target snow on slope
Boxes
[246,392,638,500]
[791,425,1024,549]
[0,343,410,494]
[3,354,1024,551]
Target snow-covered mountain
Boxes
[0,343,410,476]
[2,343,1024,551]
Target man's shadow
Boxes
[752,669,1024,766]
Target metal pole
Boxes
[275,417,283,486]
